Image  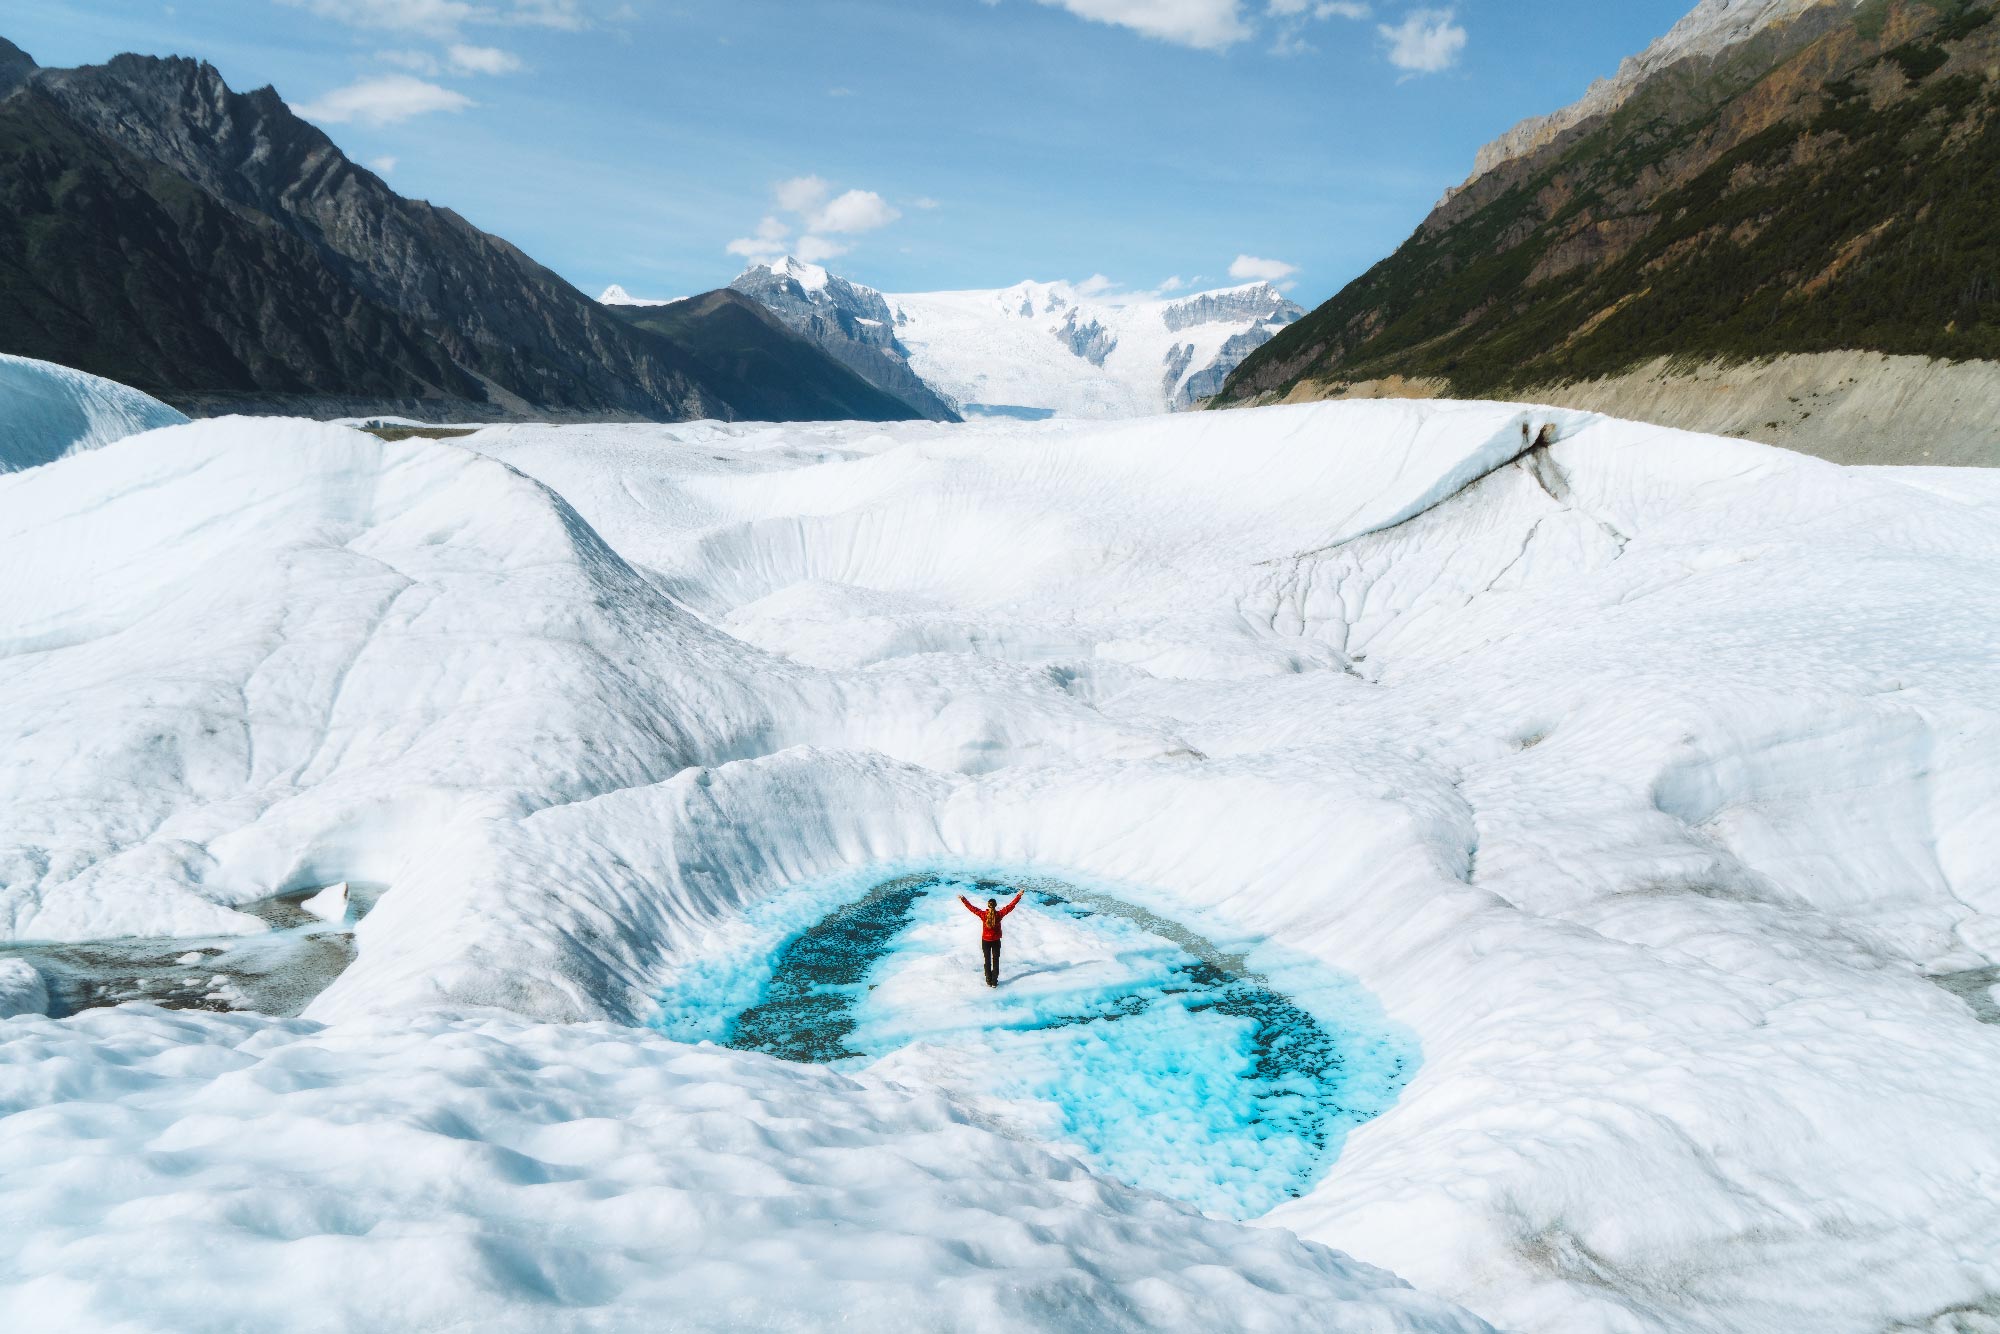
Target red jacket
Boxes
[961,892,1023,942]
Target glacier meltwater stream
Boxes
[653,873,1418,1219]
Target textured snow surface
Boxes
[3,399,2000,1331]
[0,959,46,1018]
[0,1008,1488,1333]
[0,352,188,473]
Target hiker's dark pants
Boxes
[982,940,1001,987]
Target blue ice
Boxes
[651,870,1418,1220]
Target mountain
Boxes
[665,258,1303,420]
[1454,0,1863,191]
[0,39,918,424]
[886,278,1305,419]
[605,288,936,424]
[718,258,961,421]
[1218,0,2000,466]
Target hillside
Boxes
[1218,0,2000,464]
[723,259,960,421]
[606,289,931,423]
[0,39,918,424]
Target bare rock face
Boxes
[1058,310,1118,366]
[0,41,726,420]
[1162,284,1304,333]
[728,259,961,421]
[1455,0,1865,193]
[1174,328,1278,409]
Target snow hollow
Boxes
[2,395,1998,1333]
[654,868,1417,1219]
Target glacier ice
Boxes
[0,352,189,473]
[1,396,1997,1331]
[654,870,1418,1220]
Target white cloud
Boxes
[1267,0,1368,15]
[725,215,792,263]
[1075,273,1119,296]
[368,154,399,174]
[808,189,900,235]
[727,178,904,270]
[1159,275,1185,292]
[377,47,440,73]
[1265,0,1368,54]
[447,43,523,74]
[282,0,471,35]
[293,74,475,125]
[1229,253,1298,282]
[796,235,851,264]
[278,0,583,37]
[775,175,832,215]
[990,0,1380,53]
[1378,7,1465,73]
[501,0,586,29]
[1022,0,1253,51]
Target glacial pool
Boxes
[653,871,1418,1219]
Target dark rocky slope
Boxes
[1217,1,2000,463]
[608,289,929,423]
[729,259,961,421]
[0,39,919,423]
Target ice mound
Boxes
[655,871,1418,1219]
[300,881,351,925]
[0,416,801,944]
[0,1007,1495,1333]
[0,958,47,1018]
[0,353,188,473]
[5,399,2000,1330]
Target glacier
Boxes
[1,394,1998,1332]
[887,277,1305,417]
[612,259,1306,420]
[0,351,188,473]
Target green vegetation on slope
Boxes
[1222,0,2000,403]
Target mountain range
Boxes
[0,38,922,424]
[609,258,1305,420]
[1218,0,2000,465]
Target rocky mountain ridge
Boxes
[0,38,918,424]
[1218,0,2000,465]
[721,258,960,421]
[1459,0,1866,190]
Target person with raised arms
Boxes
[960,890,1024,988]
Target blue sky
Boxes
[11,0,1693,305]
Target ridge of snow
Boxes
[597,283,682,307]
[0,352,189,473]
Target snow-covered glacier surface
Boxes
[653,868,1419,1221]
[0,351,188,472]
[2,399,1999,1332]
[888,278,1304,417]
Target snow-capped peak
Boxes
[598,284,681,307]
[750,255,833,294]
